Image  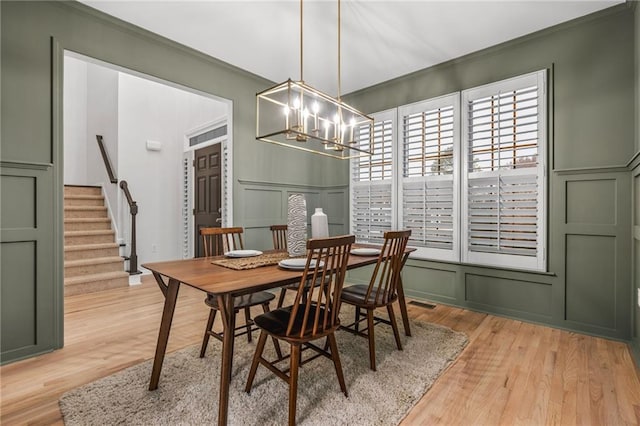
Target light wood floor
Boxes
[2,275,639,425]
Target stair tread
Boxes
[65,256,124,267]
[65,229,115,236]
[64,271,129,285]
[64,194,103,199]
[64,206,107,210]
[64,218,111,223]
[64,243,119,252]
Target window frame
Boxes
[349,70,547,272]
[350,109,397,244]
[397,93,461,261]
[461,70,547,271]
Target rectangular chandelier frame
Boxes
[256,79,375,160]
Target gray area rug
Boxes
[60,313,468,425]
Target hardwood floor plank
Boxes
[1,276,639,425]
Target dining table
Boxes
[143,244,415,426]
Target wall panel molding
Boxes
[556,171,632,339]
[238,181,348,251]
[1,165,57,363]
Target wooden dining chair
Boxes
[270,224,288,251]
[198,226,281,359]
[245,235,355,426]
[339,230,411,371]
[271,224,326,308]
[201,226,244,257]
[270,224,297,307]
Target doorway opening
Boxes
[62,50,233,293]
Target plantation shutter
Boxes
[351,110,394,244]
[462,70,546,271]
[398,94,460,261]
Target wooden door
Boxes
[194,143,222,257]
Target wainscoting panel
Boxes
[465,273,553,319]
[565,234,616,328]
[402,264,457,301]
[1,164,58,363]
[557,171,631,339]
[1,175,36,228]
[237,180,348,251]
[566,179,616,225]
[242,188,283,227]
[1,241,37,351]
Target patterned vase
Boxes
[287,193,307,257]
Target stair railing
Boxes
[96,134,140,275]
[119,180,140,275]
[96,135,117,184]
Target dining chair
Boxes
[271,224,327,309]
[198,226,281,359]
[270,224,296,307]
[339,230,411,371]
[245,235,355,426]
[270,224,288,251]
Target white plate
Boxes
[224,249,263,258]
[278,258,324,270]
[350,248,381,256]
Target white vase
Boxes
[311,208,329,238]
[286,194,307,257]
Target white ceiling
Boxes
[81,0,623,95]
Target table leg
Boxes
[396,253,412,337]
[149,278,180,390]
[217,294,235,426]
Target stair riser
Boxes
[64,221,111,231]
[64,198,104,207]
[65,261,124,278]
[65,233,115,246]
[64,209,108,219]
[64,247,120,261]
[64,186,102,196]
[64,276,129,296]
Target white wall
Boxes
[63,56,88,184]
[117,72,226,265]
[86,63,120,215]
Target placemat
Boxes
[211,251,293,270]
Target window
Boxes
[398,94,460,261]
[462,71,546,270]
[350,109,394,244]
[350,70,547,271]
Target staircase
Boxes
[64,185,129,296]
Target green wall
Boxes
[346,4,636,340]
[0,1,348,363]
[1,0,638,364]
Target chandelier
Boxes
[256,0,374,159]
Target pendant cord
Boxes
[300,0,304,82]
[337,0,341,100]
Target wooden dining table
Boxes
[143,244,415,426]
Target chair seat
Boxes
[205,291,275,310]
[341,284,397,307]
[283,275,330,290]
[254,305,338,340]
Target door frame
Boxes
[183,117,233,259]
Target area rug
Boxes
[59,313,468,425]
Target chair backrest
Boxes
[270,224,288,251]
[366,230,411,305]
[287,235,355,339]
[200,227,244,257]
